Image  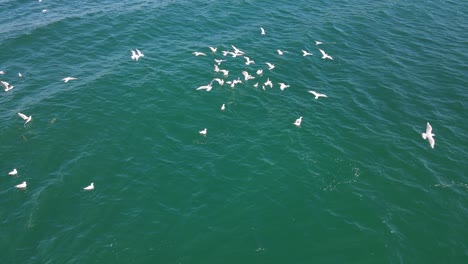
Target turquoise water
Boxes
[1,0,467,263]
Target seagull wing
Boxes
[319,49,326,57]
[18,112,28,120]
[426,122,432,135]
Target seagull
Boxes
[136,49,144,58]
[211,78,224,86]
[256,69,263,75]
[42,9,47,13]
[8,169,18,176]
[264,78,273,88]
[193,52,206,56]
[319,49,333,60]
[244,56,255,65]
[196,84,213,91]
[231,45,244,55]
[221,104,225,111]
[230,78,242,88]
[199,128,207,136]
[242,71,255,81]
[130,50,139,60]
[294,116,302,127]
[83,182,94,191]
[308,90,327,99]
[279,83,290,91]
[209,46,217,53]
[265,62,275,70]
[302,49,313,56]
[214,64,220,72]
[214,59,225,65]
[1,81,14,91]
[0,71,5,75]
[260,27,266,35]
[422,122,435,149]
[277,49,288,55]
[315,40,323,45]
[253,82,259,88]
[62,77,77,83]
[219,69,229,77]
[18,73,23,78]
[15,181,27,189]
[18,112,32,125]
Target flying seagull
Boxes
[83,182,94,191]
[294,116,302,127]
[62,77,77,83]
[279,83,290,91]
[265,62,275,70]
[196,84,213,91]
[1,81,14,91]
[422,122,435,149]
[315,40,323,45]
[276,49,288,55]
[319,49,333,60]
[308,90,327,99]
[260,27,266,35]
[193,52,207,56]
[18,112,32,125]
[209,46,217,53]
[302,50,313,56]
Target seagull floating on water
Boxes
[422,122,435,149]
[1,81,14,91]
[62,77,77,83]
[193,52,206,56]
[308,90,327,99]
[199,128,207,136]
[265,62,275,70]
[279,83,290,91]
[15,181,27,189]
[18,112,32,125]
[319,49,333,60]
[84,182,94,191]
[294,116,302,127]
[302,50,313,56]
[260,27,266,35]
[8,169,18,176]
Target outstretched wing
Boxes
[18,112,28,120]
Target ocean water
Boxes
[0,0,467,263]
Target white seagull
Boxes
[62,77,77,83]
[221,104,225,111]
[219,69,229,77]
[279,83,290,91]
[136,49,144,58]
[1,81,14,91]
[193,51,206,56]
[214,59,225,65]
[302,49,313,56]
[308,90,327,99]
[211,78,224,86]
[265,62,275,70]
[422,122,435,149]
[260,27,266,35]
[130,49,139,60]
[256,69,263,75]
[8,168,18,176]
[214,64,220,72]
[319,49,333,60]
[242,71,255,81]
[199,128,207,136]
[264,78,273,89]
[18,112,32,125]
[244,56,255,65]
[209,46,217,53]
[315,40,323,45]
[196,84,213,91]
[18,73,23,78]
[83,182,94,191]
[15,181,27,189]
[253,82,259,88]
[0,71,5,75]
[277,49,288,55]
[294,116,302,127]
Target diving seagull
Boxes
[8,169,18,176]
[62,77,77,83]
[18,112,32,125]
[83,182,94,191]
[199,128,207,136]
[265,62,275,70]
[308,90,327,99]
[319,49,333,60]
[294,116,302,127]
[422,122,435,149]
[1,81,14,91]
[15,181,27,189]
[302,50,313,56]
[279,83,290,91]
[193,52,207,56]
[260,27,266,35]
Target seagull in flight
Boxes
[193,51,207,56]
[211,78,224,86]
[136,49,144,58]
[422,122,435,149]
[294,116,302,127]
[196,83,213,91]
[199,128,207,136]
[209,46,217,53]
[260,27,266,35]
[315,40,323,45]
[8,168,18,176]
[264,78,273,89]
[214,59,225,65]
[83,182,94,191]
[1,81,14,91]
[242,71,255,81]
[130,50,139,60]
[18,112,32,125]
[308,90,327,99]
[319,49,333,60]
[62,77,77,83]
[302,50,313,56]
[276,49,288,55]
[15,181,27,189]
[244,56,255,65]
[256,69,263,75]
[219,69,229,76]
[279,83,290,90]
[265,62,275,70]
